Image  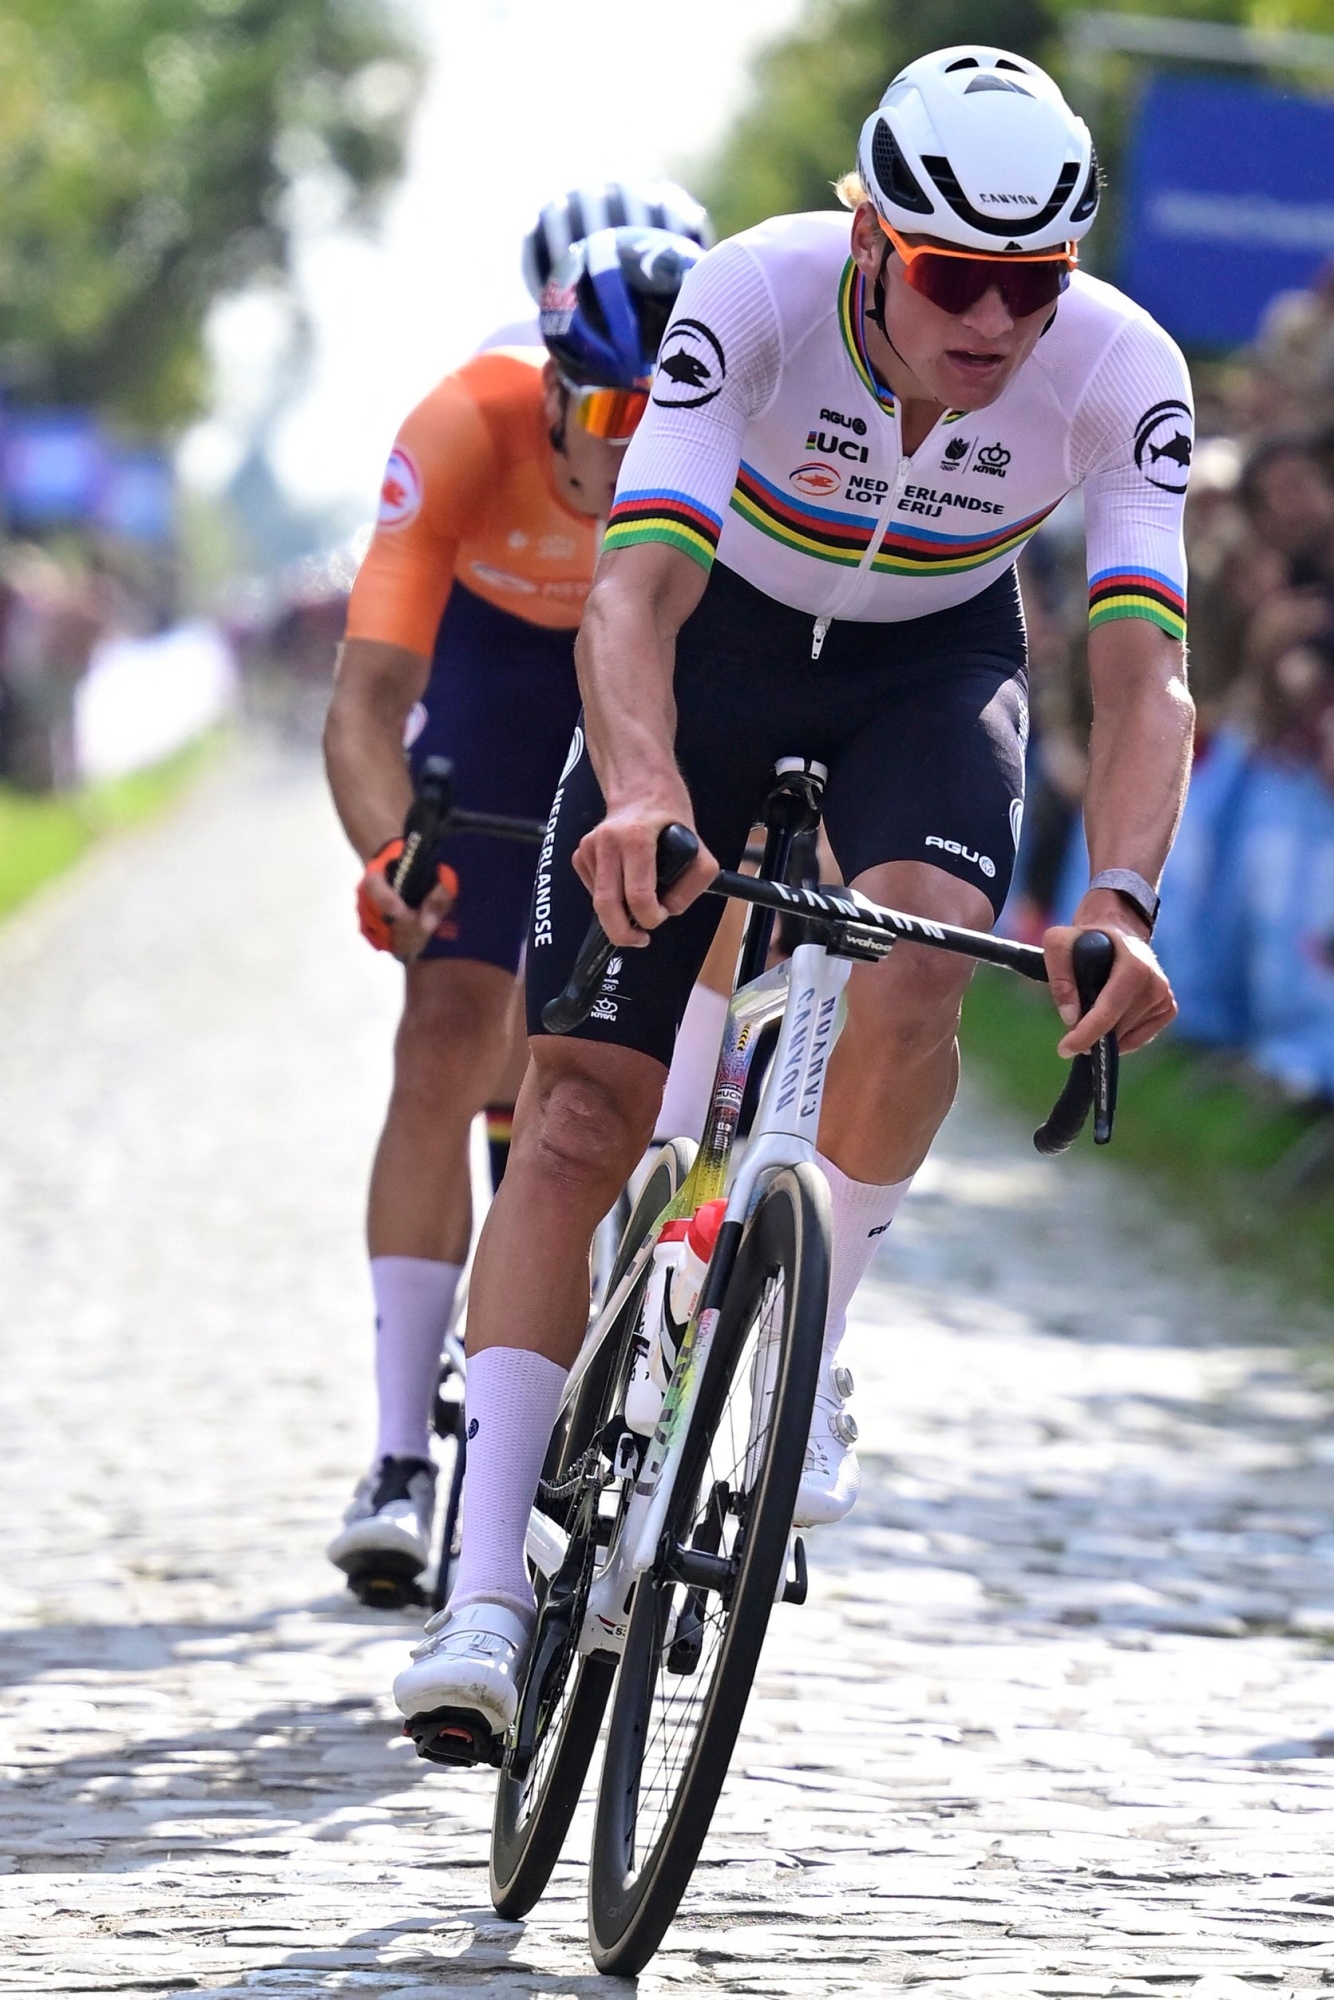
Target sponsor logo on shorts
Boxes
[559,725,585,783]
[1010,797,1024,851]
[926,834,995,879]
[402,701,427,750]
[590,995,619,1022]
[789,461,842,497]
[377,447,422,529]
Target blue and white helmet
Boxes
[523,180,713,300]
[857,47,1099,253]
[539,225,707,390]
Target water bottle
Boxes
[623,1200,727,1437]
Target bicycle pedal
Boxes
[403,1705,505,1769]
[779,1534,808,1607]
[341,1552,427,1612]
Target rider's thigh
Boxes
[515,1036,666,1196]
[839,860,992,1060]
[394,956,516,1098]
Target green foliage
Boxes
[963,966,1334,1299]
[0,728,226,920]
[0,0,419,426]
[700,0,1334,242]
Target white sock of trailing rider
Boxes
[371,1256,463,1464]
[655,980,730,1144]
[815,1154,913,1361]
[448,1346,567,1625]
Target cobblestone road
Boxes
[5,745,1334,1998]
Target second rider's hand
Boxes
[573,795,718,948]
[357,844,458,964]
[1044,889,1177,1058]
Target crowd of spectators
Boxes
[1013,265,1334,1102]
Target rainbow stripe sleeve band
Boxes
[603,488,723,572]
[1088,566,1186,642]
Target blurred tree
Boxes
[0,0,419,427]
[700,0,1334,241]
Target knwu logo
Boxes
[975,442,1010,478]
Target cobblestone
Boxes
[3,745,1334,1995]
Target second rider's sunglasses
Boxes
[564,380,650,444]
[880,219,1076,319]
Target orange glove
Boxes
[357,838,459,955]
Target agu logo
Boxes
[377,447,422,529]
[789,462,841,497]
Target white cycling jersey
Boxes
[604,211,1191,649]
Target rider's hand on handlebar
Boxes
[573,800,718,948]
[1044,892,1176,1058]
[357,839,458,962]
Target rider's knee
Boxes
[848,950,971,1070]
[393,968,509,1094]
[526,1056,657,1196]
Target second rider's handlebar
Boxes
[390,754,546,910]
[540,823,1120,1156]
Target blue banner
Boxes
[1122,74,1334,348]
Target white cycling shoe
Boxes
[394,1598,531,1767]
[793,1361,860,1528]
[327,1455,435,1608]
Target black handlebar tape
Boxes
[1032,930,1119,1156]
[392,756,455,909]
[542,823,700,1035]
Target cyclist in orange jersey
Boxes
[323,212,707,1605]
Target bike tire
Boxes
[587,1163,829,1974]
[489,1138,695,1919]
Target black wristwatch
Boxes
[1088,868,1160,935]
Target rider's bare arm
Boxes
[325,637,430,860]
[572,542,716,946]
[1045,619,1193,1058]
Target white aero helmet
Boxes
[523,181,714,301]
[856,46,1099,253]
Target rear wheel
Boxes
[489,1139,695,1919]
[587,1164,828,1975]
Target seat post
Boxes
[734,757,827,988]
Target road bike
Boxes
[404,755,1118,1972]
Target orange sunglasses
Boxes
[564,381,651,443]
[878,218,1077,318]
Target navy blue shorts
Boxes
[407,581,581,972]
[526,561,1029,1064]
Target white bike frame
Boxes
[528,934,856,1656]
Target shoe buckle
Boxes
[830,1409,859,1446]
[831,1364,854,1400]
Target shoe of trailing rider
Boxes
[793,1362,860,1529]
[393,1598,531,1766]
[327,1455,436,1607]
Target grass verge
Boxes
[0,731,225,924]
[961,966,1334,1299]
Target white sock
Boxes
[372,1256,463,1462]
[655,981,729,1142]
[449,1346,567,1624]
[816,1153,913,1364]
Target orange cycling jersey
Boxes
[345,348,597,654]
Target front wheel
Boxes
[488,1138,695,1919]
[588,1164,829,1975]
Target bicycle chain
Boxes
[536,1437,608,1506]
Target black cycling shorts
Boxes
[526,561,1028,1065]
[407,581,581,973]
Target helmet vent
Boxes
[922,154,1080,237]
[871,118,934,215]
[944,56,979,70]
[964,75,1031,95]
[996,58,1026,70]
[1070,146,1101,224]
